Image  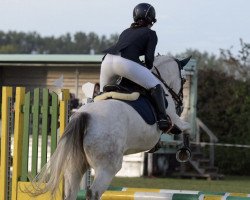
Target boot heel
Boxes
[157,119,173,133]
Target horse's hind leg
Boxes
[87,165,122,200]
[64,166,86,200]
[85,150,123,200]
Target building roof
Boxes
[0,54,104,67]
[0,54,104,63]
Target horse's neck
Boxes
[153,58,181,94]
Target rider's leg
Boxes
[150,84,173,132]
[100,54,172,131]
[100,54,121,92]
[100,54,158,91]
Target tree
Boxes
[220,39,250,81]
[197,69,250,175]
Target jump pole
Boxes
[0,87,13,200]
[100,189,250,200]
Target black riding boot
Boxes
[150,84,172,132]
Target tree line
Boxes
[0,30,250,175]
[0,31,118,54]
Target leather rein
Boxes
[152,65,185,115]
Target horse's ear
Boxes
[179,56,192,68]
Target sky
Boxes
[0,0,250,56]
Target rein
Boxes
[152,66,184,115]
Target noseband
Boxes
[152,62,185,116]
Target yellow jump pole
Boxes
[0,87,13,200]
[59,89,70,137]
[11,87,25,200]
[58,89,70,199]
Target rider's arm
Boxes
[145,30,158,69]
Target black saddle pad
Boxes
[103,81,156,125]
[122,95,156,125]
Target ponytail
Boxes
[130,19,151,28]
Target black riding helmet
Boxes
[133,3,157,24]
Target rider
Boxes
[100,3,172,133]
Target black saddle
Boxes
[103,77,148,96]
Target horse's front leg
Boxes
[166,96,191,132]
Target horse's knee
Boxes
[167,112,191,132]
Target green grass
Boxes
[110,176,250,193]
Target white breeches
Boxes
[100,54,160,92]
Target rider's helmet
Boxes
[133,3,157,24]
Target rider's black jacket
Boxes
[103,27,158,69]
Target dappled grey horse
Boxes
[29,55,191,200]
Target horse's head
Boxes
[152,55,191,115]
[153,55,191,94]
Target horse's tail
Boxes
[28,112,90,197]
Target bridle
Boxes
[152,60,185,116]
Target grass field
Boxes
[111,176,250,193]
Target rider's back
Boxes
[104,27,157,69]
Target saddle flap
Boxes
[103,84,127,92]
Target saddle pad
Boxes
[122,96,156,125]
[94,91,140,101]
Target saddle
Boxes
[97,78,157,125]
[95,77,181,134]
[103,77,148,95]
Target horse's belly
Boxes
[124,116,160,154]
